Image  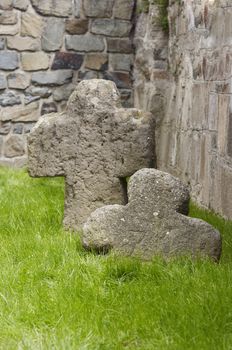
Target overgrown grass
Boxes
[0,167,232,349]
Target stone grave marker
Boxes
[28,79,155,231]
[82,168,222,261]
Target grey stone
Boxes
[32,71,73,86]
[74,0,81,17]
[107,38,133,53]
[13,123,24,134]
[42,18,65,52]
[0,38,4,50]
[0,10,17,25]
[0,51,18,70]
[25,86,52,98]
[28,79,155,231]
[78,71,99,80]
[13,0,29,10]
[0,91,21,107]
[4,134,25,157]
[0,135,3,152]
[7,36,40,51]
[24,94,40,105]
[53,84,75,102]
[83,169,222,261]
[31,0,72,17]
[109,54,133,71]
[24,122,35,134]
[113,0,134,20]
[91,19,132,37]
[0,75,7,89]
[0,122,11,135]
[0,0,12,10]
[41,102,57,115]
[66,33,105,52]
[83,0,114,18]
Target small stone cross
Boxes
[28,80,155,231]
[82,168,222,261]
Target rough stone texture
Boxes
[0,102,39,122]
[52,52,84,70]
[113,0,134,20]
[32,71,73,86]
[83,0,114,18]
[31,0,72,17]
[134,0,232,219]
[66,34,105,52]
[13,123,23,134]
[13,0,29,11]
[83,169,222,261]
[21,9,44,38]
[65,18,89,35]
[85,53,108,71]
[91,19,132,37]
[0,0,13,10]
[0,0,135,167]
[28,80,155,231]
[42,18,65,52]
[109,54,133,71]
[0,51,18,70]
[0,91,21,106]
[8,72,30,89]
[0,75,7,89]
[0,122,11,134]
[21,52,49,71]
[4,134,25,157]
[7,36,40,51]
[0,10,17,24]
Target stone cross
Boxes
[28,80,155,231]
[82,168,222,261]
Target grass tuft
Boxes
[0,167,232,349]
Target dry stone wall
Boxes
[0,0,135,166]
[134,0,232,219]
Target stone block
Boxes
[78,70,99,80]
[113,0,134,20]
[41,102,57,115]
[0,38,4,50]
[21,10,44,38]
[24,95,40,105]
[109,53,133,71]
[13,0,29,10]
[66,34,105,52]
[85,53,108,71]
[65,18,89,35]
[7,36,40,51]
[4,134,25,158]
[24,123,35,134]
[102,71,132,89]
[0,101,39,122]
[51,52,84,70]
[21,52,49,71]
[107,38,133,53]
[53,84,75,102]
[0,0,13,10]
[12,123,23,134]
[32,70,73,86]
[25,86,52,98]
[0,23,19,35]
[31,0,72,17]
[73,0,81,17]
[83,0,114,18]
[0,10,17,24]
[91,19,132,37]
[0,74,7,89]
[83,169,221,261]
[28,79,155,231]
[7,72,30,89]
[0,91,21,106]
[0,122,11,135]
[42,18,65,52]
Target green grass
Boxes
[0,167,232,350]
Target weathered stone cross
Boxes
[83,168,222,261]
[28,80,155,231]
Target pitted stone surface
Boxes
[83,169,222,261]
[28,79,155,231]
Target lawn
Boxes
[0,167,232,350]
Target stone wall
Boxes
[0,0,135,166]
[134,0,232,219]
